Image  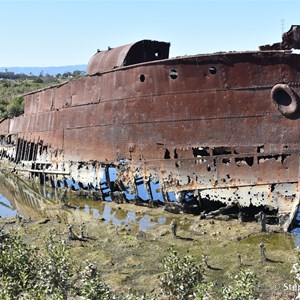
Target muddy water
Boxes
[0,172,167,231]
[1,171,300,241]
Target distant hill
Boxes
[0,65,87,76]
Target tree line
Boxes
[0,70,85,80]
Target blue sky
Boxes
[0,0,299,67]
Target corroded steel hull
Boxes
[2,28,300,227]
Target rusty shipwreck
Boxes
[1,26,300,229]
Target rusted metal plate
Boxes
[53,83,71,110]
[38,88,54,112]
[86,40,170,75]
[87,43,134,75]
[0,119,9,136]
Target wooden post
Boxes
[261,211,267,232]
[170,219,177,237]
[259,243,267,262]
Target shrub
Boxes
[0,230,124,299]
[193,282,214,300]
[6,96,24,118]
[0,99,8,119]
[33,77,44,83]
[159,247,206,300]
[80,262,111,300]
[221,269,259,300]
[36,232,71,298]
[0,232,40,299]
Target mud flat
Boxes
[0,194,297,299]
[0,168,298,298]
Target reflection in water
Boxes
[158,217,167,224]
[293,231,300,247]
[0,172,166,231]
[139,215,154,231]
[0,193,17,217]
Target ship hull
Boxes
[1,46,300,226]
